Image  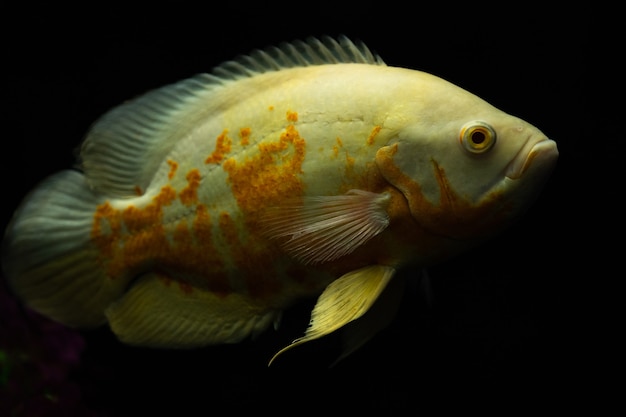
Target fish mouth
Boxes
[505,136,559,180]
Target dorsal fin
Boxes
[213,35,385,80]
[79,35,385,197]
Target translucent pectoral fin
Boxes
[268,264,395,365]
[262,189,391,265]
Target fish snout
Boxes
[505,136,559,180]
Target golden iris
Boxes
[460,121,496,154]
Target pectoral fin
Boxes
[262,189,391,265]
[268,264,395,365]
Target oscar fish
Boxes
[1,36,558,365]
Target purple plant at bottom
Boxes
[0,278,99,416]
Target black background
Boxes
[1,2,618,415]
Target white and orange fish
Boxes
[2,36,558,365]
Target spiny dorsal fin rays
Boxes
[79,35,385,198]
[214,35,385,80]
[262,190,391,265]
[268,264,396,366]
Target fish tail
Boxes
[2,170,127,327]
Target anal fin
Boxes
[105,273,277,348]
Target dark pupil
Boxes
[471,130,486,144]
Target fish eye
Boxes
[459,121,497,154]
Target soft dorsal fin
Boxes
[78,35,385,197]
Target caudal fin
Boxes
[2,170,128,327]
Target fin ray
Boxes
[263,190,391,265]
[80,36,384,198]
[269,265,395,365]
[2,170,130,326]
[105,273,278,348]
[332,270,405,366]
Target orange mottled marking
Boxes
[167,159,178,179]
[218,211,239,248]
[90,181,232,294]
[332,137,343,158]
[286,110,298,122]
[91,185,176,278]
[89,111,315,300]
[179,169,201,206]
[189,205,230,294]
[155,185,178,206]
[193,205,212,245]
[367,125,382,145]
[375,145,512,239]
[221,115,307,297]
[345,154,356,171]
[205,130,232,164]
[240,127,251,146]
[92,202,122,259]
[223,123,305,215]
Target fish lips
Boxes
[505,137,559,180]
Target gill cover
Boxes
[374,119,510,239]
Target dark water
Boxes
[1,3,613,415]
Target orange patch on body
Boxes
[331,137,371,192]
[91,185,176,278]
[205,130,232,164]
[240,127,251,146]
[167,159,178,179]
[223,124,305,215]
[332,137,343,158]
[220,115,308,297]
[218,211,239,248]
[92,202,122,260]
[179,169,201,206]
[345,154,356,172]
[90,111,316,302]
[172,219,191,246]
[367,125,382,145]
[90,180,231,295]
[286,110,298,122]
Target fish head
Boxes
[377,84,559,241]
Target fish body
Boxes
[2,36,558,363]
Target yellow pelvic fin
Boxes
[105,273,278,348]
[268,264,395,366]
[331,269,405,366]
